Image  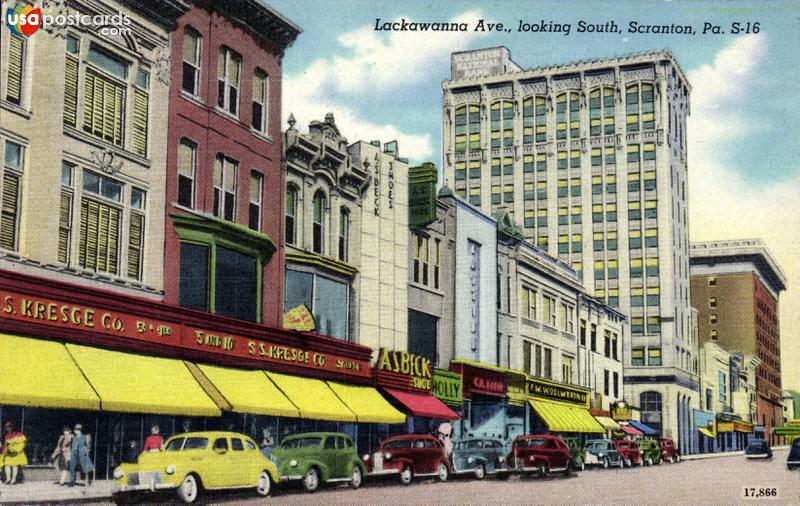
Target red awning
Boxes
[619,424,644,436]
[382,388,460,420]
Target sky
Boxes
[268,0,800,390]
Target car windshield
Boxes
[746,442,767,452]
[183,438,208,450]
[165,438,185,451]
[282,437,322,449]
[383,439,412,449]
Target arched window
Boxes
[522,96,546,144]
[285,185,297,245]
[312,192,326,254]
[454,104,480,152]
[490,100,513,148]
[338,207,349,261]
[556,92,580,140]
[640,391,663,434]
[589,87,614,136]
[626,83,655,133]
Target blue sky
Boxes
[269,0,800,388]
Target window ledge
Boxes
[249,128,274,144]
[0,100,31,119]
[180,90,205,107]
[214,106,243,124]
[409,281,444,296]
[171,211,277,263]
[63,125,152,168]
[285,249,358,278]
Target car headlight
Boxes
[362,454,370,461]
[498,456,505,463]
[165,465,175,475]
[598,453,605,457]
[113,468,124,480]
[290,459,298,467]
[384,452,392,460]
[467,457,474,464]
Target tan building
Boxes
[0,0,183,297]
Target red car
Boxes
[505,435,574,478]
[613,439,643,467]
[657,438,680,463]
[363,434,452,484]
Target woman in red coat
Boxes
[142,425,163,452]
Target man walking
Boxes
[67,424,93,487]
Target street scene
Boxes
[0,0,799,504]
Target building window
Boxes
[629,229,642,250]
[433,239,440,289]
[606,203,617,222]
[521,287,537,320]
[579,319,586,346]
[644,200,658,219]
[613,371,619,397]
[284,186,298,245]
[612,333,619,360]
[490,100,514,148]
[469,187,480,206]
[249,171,263,230]
[709,276,717,286]
[544,348,552,379]
[604,330,611,357]
[646,257,659,277]
[78,171,125,275]
[647,316,661,334]
[647,286,660,306]
[710,313,717,324]
[217,46,242,116]
[491,184,501,204]
[177,139,196,208]
[58,162,74,263]
[626,83,655,133]
[83,45,129,147]
[1,140,23,251]
[251,69,268,133]
[504,183,514,203]
[455,161,466,181]
[718,371,727,403]
[631,317,644,335]
[312,192,326,254]
[524,341,532,374]
[5,35,25,104]
[603,370,610,396]
[556,92,580,139]
[640,391,662,433]
[632,347,644,366]
[647,347,662,366]
[543,295,556,327]
[213,155,238,221]
[562,356,573,384]
[338,208,349,262]
[182,27,201,96]
[523,96,547,143]
[127,189,145,279]
[454,104,480,151]
[644,228,658,247]
[590,323,597,351]
[408,310,437,363]
[710,329,718,340]
[534,344,542,376]
[709,296,717,308]
[285,269,349,340]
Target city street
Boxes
[88,449,798,505]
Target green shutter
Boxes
[6,36,23,104]
[83,71,123,147]
[58,192,72,263]
[63,56,79,127]
[108,206,119,273]
[0,174,20,250]
[131,90,148,157]
[127,213,143,279]
[79,199,120,274]
[83,71,97,137]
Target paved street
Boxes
[84,449,799,505]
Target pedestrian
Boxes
[68,424,94,487]
[1,421,27,485]
[122,440,139,464]
[50,426,72,485]
[142,425,163,452]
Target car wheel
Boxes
[565,461,573,477]
[255,471,272,497]
[350,466,362,490]
[437,462,449,482]
[638,458,645,467]
[177,474,200,504]
[580,461,585,471]
[537,462,549,479]
[399,465,412,485]
[647,457,653,466]
[602,457,609,469]
[474,463,486,480]
[302,468,320,493]
[618,458,624,469]
[675,454,681,462]
[624,458,631,467]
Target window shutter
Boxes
[58,192,72,263]
[6,36,23,104]
[80,200,120,274]
[107,206,119,274]
[131,90,148,157]
[127,213,143,279]
[0,174,20,250]
[64,56,79,127]
[84,72,123,147]
[80,200,99,270]
[97,203,109,271]
[83,72,98,136]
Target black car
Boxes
[744,439,772,459]
[787,438,800,470]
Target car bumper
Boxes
[116,483,176,492]
[279,475,304,482]
[745,454,771,459]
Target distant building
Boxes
[783,391,796,424]
[690,239,788,444]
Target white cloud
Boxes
[687,35,800,389]
[283,10,491,161]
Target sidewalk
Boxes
[682,445,788,461]
[0,480,115,505]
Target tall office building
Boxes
[442,48,698,448]
[690,239,788,444]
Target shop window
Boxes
[1,140,23,251]
[249,171,263,231]
[213,154,238,221]
[217,46,242,116]
[177,139,197,208]
[251,69,268,133]
[285,269,350,341]
[285,186,297,245]
[182,27,202,96]
[312,192,326,254]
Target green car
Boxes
[562,437,585,471]
[266,432,367,493]
[637,439,662,466]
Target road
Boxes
[95,449,799,505]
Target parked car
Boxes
[744,439,773,459]
[612,439,643,467]
[505,435,575,478]
[637,439,662,466]
[786,438,800,470]
[561,437,585,470]
[657,438,680,463]
[112,431,277,504]
[583,439,624,469]
[363,434,452,484]
[450,437,507,478]
[267,432,366,492]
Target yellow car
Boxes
[113,431,278,504]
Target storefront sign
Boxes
[612,403,633,421]
[451,47,505,80]
[408,163,437,228]
[283,304,316,332]
[433,369,462,407]
[376,349,432,390]
[454,363,505,398]
[0,289,371,378]
[527,377,589,407]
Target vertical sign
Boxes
[468,240,481,356]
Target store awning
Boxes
[0,334,100,411]
[197,364,299,418]
[734,421,754,433]
[619,424,644,436]
[772,425,800,436]
[699,427,716,438]
[628,420,658,436]
[382,388,460,421]
[529,399,604,433]
[66,344,220,417]
[595,416,621,431]
[327,382,406,424]
[266,372,356,422]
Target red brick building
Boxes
[164,1,300,325]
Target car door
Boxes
[208,436,233,487]
[322,435,339,479]
[419,438,438,473]
[229,437,251,486]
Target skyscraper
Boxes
[442,47,698,449]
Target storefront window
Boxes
[179,243,209,311]
[284,269,349,341]
[640,391,662,434]
[408,309,437,363]
[215,246,257,321]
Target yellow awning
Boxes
[529,399,604,433]
[699,427,716,438]
[595,416,621,431]
[266,372,355,422]
[197,364,299,418]
[326,382,405,424]
[66,344,220,417]
[0,334,99,411]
